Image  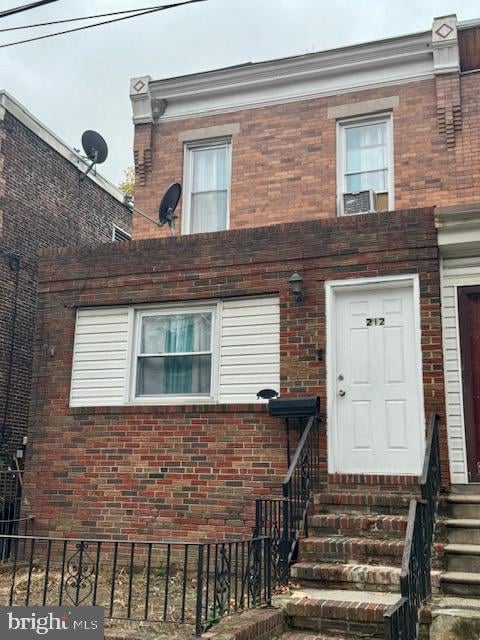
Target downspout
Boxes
[0,254,21,458]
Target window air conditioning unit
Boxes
[343,190,377,215]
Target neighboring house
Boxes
[19,14,480,636]
[0,91,132,465]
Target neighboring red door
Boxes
[459,287,480,482]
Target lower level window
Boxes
[135,309,214,398]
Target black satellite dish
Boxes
[80,130,108,180]
[159,183,182,235]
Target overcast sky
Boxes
[1,0,479,186]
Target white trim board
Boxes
[325,274,425,475]
[440,256,480,484]
[0,90,124,203]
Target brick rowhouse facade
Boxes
[24,209,445,540]
[0,95,132,461]
[131,31,480,239]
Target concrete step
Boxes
[445,519,480,544]
[451,484,480,495]
[445,543,480,572]
[291,560,442,594]
[427,595,480,638]
[441,571,480,597]
[312,491,416,516]
[447,495,480,519]
[309,513,408,539]
[281,587,398,638]
[299,536,404,566]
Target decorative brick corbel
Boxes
[432,15,462,148]
[133,124,153,187]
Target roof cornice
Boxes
[131,31,434,123]
[0,90,125,203]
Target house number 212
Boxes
[366,317,385,326]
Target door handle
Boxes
[338,389,346,397]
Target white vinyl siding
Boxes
[70,307,130,407]
[219,297,280,403]
[441,256,480,483]
[69,297,280,407]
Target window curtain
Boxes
[138,314,211,395]
[164,316,194,394]
[345,122,387,192]
[190,146,228,233]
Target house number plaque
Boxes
[366,317,385,326]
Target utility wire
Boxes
[0,4,168,33]
[0,0,60,20]
[0,0,206,49]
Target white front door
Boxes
[330,282,424,474]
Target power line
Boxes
[0,0,60,20]
[0,4,167,33]
[0,0,206,49]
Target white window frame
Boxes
[112,225,132,242]
[336,113,394,216]
[181,138,232,235]
[128,302,221,404]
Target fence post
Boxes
[195,544,204,639]
[265,537,272,607]
[280,495,289,585]
[254,499,262,537]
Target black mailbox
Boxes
[268,396,320,418]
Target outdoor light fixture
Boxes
[289,271,304,303]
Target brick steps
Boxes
[291,561,442,594]
[299,536,404,565]
[291,561,401,592]
[278,488,416,638]
[309,513,408,539]
[312,491,418,515]
[283,587,398,638]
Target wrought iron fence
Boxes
[0,533,271,636]
[0,469,33,561]
[384,413,441,640]
[255,414,321,585]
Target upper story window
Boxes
[183,140,231,234]
[338,114,393,215]
[134,307,216,400]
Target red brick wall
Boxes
[133,75,480,239]
[24,208,445,541]
[0,110,132,460]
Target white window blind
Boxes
[184,141,230,234]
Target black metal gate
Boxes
[0,469,32,560]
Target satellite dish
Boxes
[159,183,182,235]
[79,130,108,180]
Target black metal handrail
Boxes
[255,414,321,585]
[0,532,272,637]
[384,413,441,640]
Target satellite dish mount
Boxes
[80,130,108,181]
[159,183,182,236]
